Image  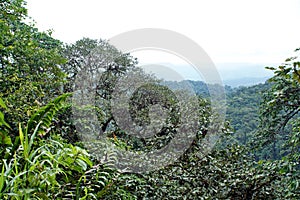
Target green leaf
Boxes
[26,93,71,135]
[0,98,7,109]
[0,164,6,192]
[0,111,10,128]
[0,131,12,145]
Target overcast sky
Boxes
[26,0,300,80]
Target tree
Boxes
[259,48,300,156]
[61,38,137,139]
[256,48,300,198]
[0,0,66,134]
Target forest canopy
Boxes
[0,0,299,199]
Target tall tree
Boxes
[0,0,66,133]
[61,38,137,135]
[259,49,300,158]
[256,48,300,198]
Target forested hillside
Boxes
[0,1,299,199]
[165,80,295,161]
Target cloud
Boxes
[26,0,300,65]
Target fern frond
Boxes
[25,93,71,136]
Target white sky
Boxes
[26,0,300,80]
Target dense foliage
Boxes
[0,0,65,135]
[0,0,299,199]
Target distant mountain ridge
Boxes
[223,76,271,87]
[162,75,271,97]
[162,77,270,97]
[162,80,231,98]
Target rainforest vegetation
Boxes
[0,0,299,199]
